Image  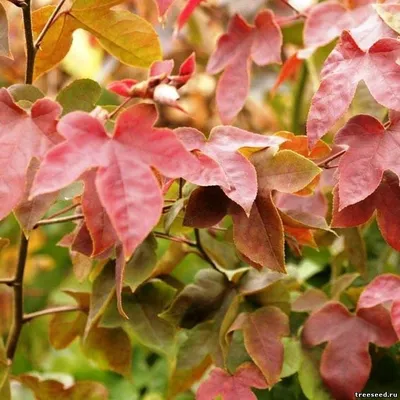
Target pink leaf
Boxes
[303,0,395,53]
[302,301,398,400]
[176,126,285,214]
[177,0,204,31]
[155,0,175,17]
[31,104,199,259]
[0,88,61,221]
[358,273,400,338]
[196,363,268,400]
[207,11,282,124]
[335,111,400,210]
[81,170,118,257]
[307,32,400,148]
[332,173,400,252]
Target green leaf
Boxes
[164,198,185,234]
[160,269,228,329]
[298,350,333,400]
[7,84,44,103]
[280,337,302,378]
[0,4,11,58]
[124,234,158,292]
[101,280,177,356]
[0,338,9,395]
[85,260,115,337]
[56,79,102,115]
[82,326,131,377]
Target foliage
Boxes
[0,0,399,399]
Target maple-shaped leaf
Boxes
[207,11,282,124]
[230,189,285,272]
[196,363,268,400]
[334,111,400,210]
[32,0,161,80]
[0,88,61,221]
[229,306,290,386]
[81,170,118,257]
[306,32,400,148]
[303,301,397,400]
[177,0,204,31]
[358,274,400,338]
[332,172,400,251]
[176,126,285,214]
[303,0,396,53]
[31,103,199,259]
[108,54,195,110]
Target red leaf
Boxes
[271,53,303,96]
[107,79,138,97]
[176,126,285,214]
[155,0,175,17]
[292,288,328,313]
[81,170,118,257]
[196,363,268,400]
[31,104,199,259]
[332,172,400,251]
[177,0,204,31]
[240,307,290,386]
[335,111,400,210]
[306,32,400,148]
[230,189,285,272]
[358,273,400,338]
[0,88,61,220]
[303,0,395,53]
[207,11,282,124]
[302,301,398,400]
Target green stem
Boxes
[291,64,308,133]
[22,0,35,84]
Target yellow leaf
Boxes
[32,6,78,80]
[32,0,161,81]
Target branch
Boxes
[22,0,35,84]
[6,233,29,360]
[23,305,81,323]
[0,278,14,286]
[317,149,347,169]
[107,97,133,120]
[194,228,218,270]
[34,0,67,50]
[46,202,80,220]
[153,231,196,247]
[34,214,84,228]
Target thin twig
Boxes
[34,214,84,228]
[22,0,35,84]
[23,305,81,323]
[317,149,347,168]
[194,228,218,270]
[34,0,67,50]
[6,233,29,360]
[154,231,196,247]
[46,203,80,220]
[0,278,15,286]
[107,97,133,120]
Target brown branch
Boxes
[46,202,80,220]
[34,214,84,228]
[34,0,67,50]
[107,97,133,120]
[23,305,81,323]
[6,233,29,360]
[194,228,218,270]
[154,231,196,247]
[22,0,35,84]
[317,149,347,169]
